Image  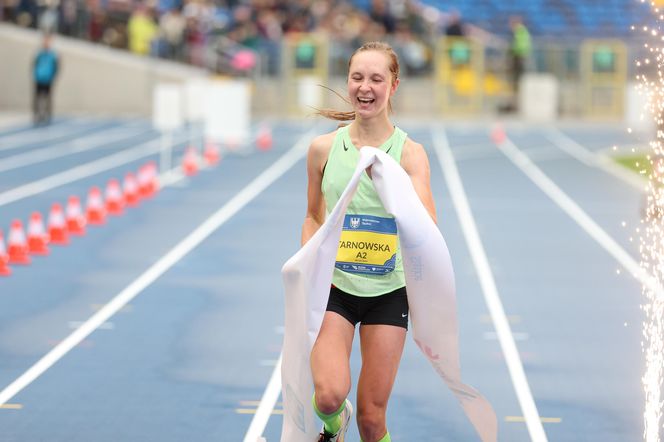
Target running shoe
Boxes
[317,399,353,442]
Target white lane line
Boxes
[483,332,529,341]
[68,321,115,330]
[0,132,188,208]
[432,127,548,442]
[546,129,646,191]
[597,142,648,156]
[243,353,283,442]
[0,120,109,151]
[0,127,315,408]
[497,135,660,296]
[0,126,151,173]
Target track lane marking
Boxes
[481,314,521,324]
[483,332,529,341]
[240,401,284,407]
[90,304,133,313]
[505,416,561,424]
[0,404,23,409]
[237,408,284,415]
[0,128,315,411]
[0,126,151,173]
[0,132,190,207]
[0,118,268,205]
[546,129,646,191]
[0,120,116,152]
[242,353,282,442]
[496,134,659,296]
[432,127,548,442]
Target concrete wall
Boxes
[0,23,207,116]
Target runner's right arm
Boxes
[301,133,333,246]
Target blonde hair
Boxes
[316,41,400,121]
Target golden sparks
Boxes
[635,3,664,441]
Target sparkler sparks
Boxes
[635,3,664,441]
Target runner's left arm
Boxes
[401,140,437,223]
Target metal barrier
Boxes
[580,39,627,118]
[434,37,484,115]
[282,33,329,116]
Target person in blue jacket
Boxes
[33,33,59,125]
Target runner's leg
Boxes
[356,324,406,442]
[311,311,355,432]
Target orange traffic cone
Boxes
[225,137,241,153]
[123,172,139,207]
[105,178,125,216]
[147,161,159,194]
[204,142,220,165]
[137,165,151,198]
[256,125,273,151]
[8,219,30,265]
[48,203,69,245]
[0,229,11,276]
[66,195,86,235]
[27,211,49,255]
[182,147,199,176]
[491,125,506,144]
[86,186,106,225]
[138,162,158,198]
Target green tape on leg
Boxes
[312,393,346,435]
[360,430,391,442]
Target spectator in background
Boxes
[402,0,426,37]
[32,33,59,125]
[444,9,465,37]
[15,0,38,28]
[127,4,157,55]
[4,0,444,77]
[393,20,428,76]
[87,8,106,42]
[255,8,282,74]
[159,6,186,60]
[507,15,531,111]
[182,0,214,67]
[37,0,58,33]
[59,0,79,37]
[183,15,205,66]
[369,0,395,33]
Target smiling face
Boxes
[347,49,399,120]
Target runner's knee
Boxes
[357,406,386,441]
[314,386,348,415]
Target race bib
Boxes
[335,214,398,275]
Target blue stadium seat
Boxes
[353,0,653,36]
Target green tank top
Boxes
[321,125,407,297]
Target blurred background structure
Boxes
[0,0,659,125]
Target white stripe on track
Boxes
[0,126,150,173]
[243,354,283,442]
[0,132,186,207]
[431,127,548,442]
[0,120,106,151]
[0,127,315,409]
[497,135,660,295]
[546,129,646,191]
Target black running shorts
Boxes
[326,285,409,329]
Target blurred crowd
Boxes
[0,0,475,76]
